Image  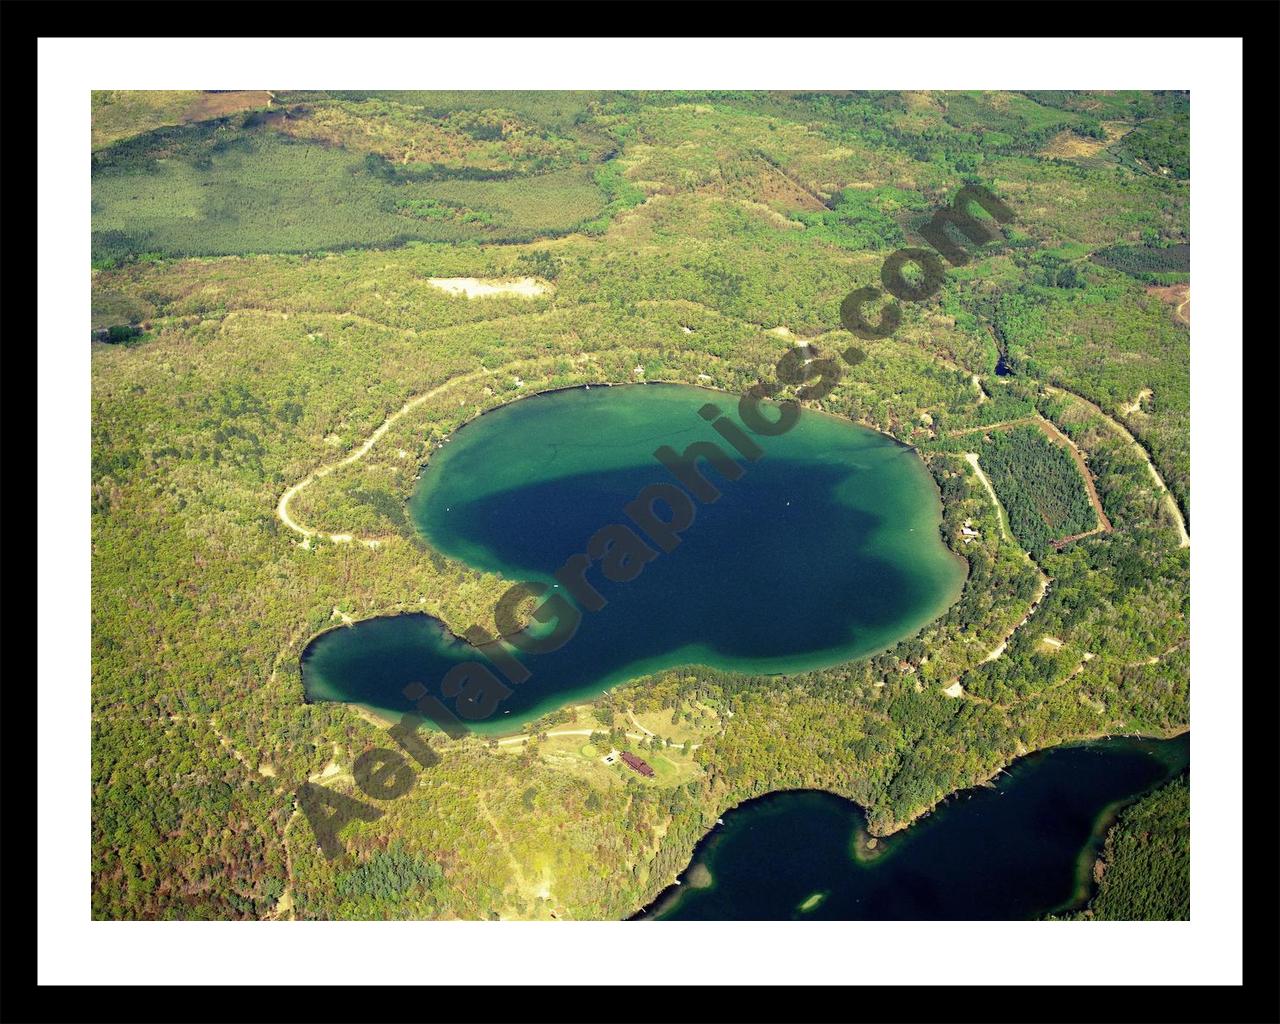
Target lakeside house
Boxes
[620,751,655,778]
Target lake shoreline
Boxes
[301,381,968,736]
[632,730,1190,921]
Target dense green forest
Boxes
[1091,242,1190,283]
[975,425,1098,558]
[90,90,1190,922]
[1117,118,1191,179]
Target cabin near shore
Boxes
[620,751,655,778]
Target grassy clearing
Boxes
[92,90,273,150]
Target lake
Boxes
[301,383,967,732]
[636,732,1189,920]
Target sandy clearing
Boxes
[1101,121,1134,143]
[207,715,283,787]
[1119,387,1153,417]
[310,761,342,782]
[941,681,965,698]
[272,886,294,919]
[1145,283,1190,326]
[425,277,550,299]
[1038,130,1109,160]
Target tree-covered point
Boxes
[1067,776,1189,921]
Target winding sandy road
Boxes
[494,727,701,750]
[963,452,1012,544]
[1044,385,1189,548]
[491,726,703,752]
[275,369,489,543]
[959,450,1053,665]
[951,415,1113,542]
[270,295,817,545]
[982,573,1052,663]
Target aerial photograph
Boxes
[90,89,1191,924]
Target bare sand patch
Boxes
[310,761,342,782]
[183,90,274,122]
[1101,121,1133,143]
[941,681,965,698]
[1039,130,1108,160]
[425,277,550,299]
[1145,283,1190,326]
[1119,387,1154,416]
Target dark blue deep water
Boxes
[639,733,1189,920]
[301,385,965,731]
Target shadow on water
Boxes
[300,384,967,731]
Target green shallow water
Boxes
[301,384,967,731]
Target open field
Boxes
[91,90,274,149]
